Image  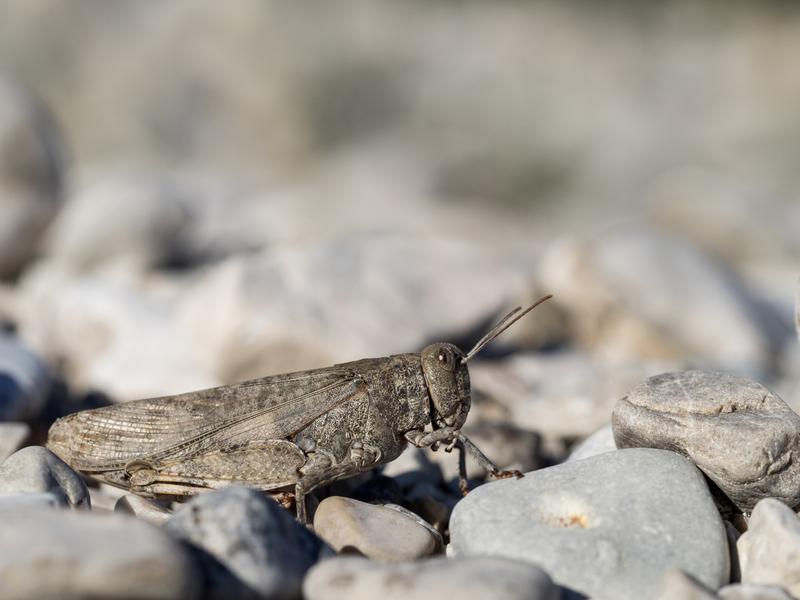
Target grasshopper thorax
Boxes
[420,343,470,430]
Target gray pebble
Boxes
[654,569,717,600]
[0,422,30,462]
[719,583,794,600]
[0,446,89,508]
[0,509,200,599]
[566,423,616,462]
[164,486,330,600]
[115,494,172,525]
[738,498,800,597]
[0,491,61,511]
[613,370,800,511]
[303,556,560,600]
[313,496,440,561]
[450,448,729,600]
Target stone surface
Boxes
[567,423,616,462]
[450,448,729,600]
[719,584,794,600]
[0,334,51,421]
[303,556,560,600]
[0,491,61,511]
[0,509,200,599]
[537,227,776,375]
[115,494,172,525]
[0,446,89,508]
[381,446,444,489]
[0,422,30,462]
[0,78,63,280]
[654,569,717,600]
[738,498,800,596]
[164,486,330,600]
[470,350,676,438]
[313,496,440,561]
[613,370,800,512]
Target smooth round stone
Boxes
[0,510,200,599]
[654,569,716,600]
[303,556,560,600]
[567,423,616,462]
[0,334,51,422]
[0,491,61,511]
[115,494,171,525]
[450,448,729,600]
[738,498,800,596]
[313,496,441,561]
[0,446,89,508]
[613,370,800,511]
[0,422,30,462]
[164,486,331,600]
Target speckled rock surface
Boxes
[613,371,800,511]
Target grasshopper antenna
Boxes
[461,294,553,364]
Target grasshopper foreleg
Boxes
[455,431,524,481]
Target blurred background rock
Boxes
[0,0,798,451]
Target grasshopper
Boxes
[48,295,551,523]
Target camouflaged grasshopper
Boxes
[47,295,551,523]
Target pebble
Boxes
[537,227,774,375]
[0,491,61,511]
[737,498,800,596]
[567,423,616,462]
[164,486,331,600]
[0,78,64,280]
[449,448,729,600]
[0,446,89,508]
[303,555,560,600]
[0,509,200,599]
[0,422,30,462]
[115,494,172,525]
[613,370,800,511]
[0,334,51,421]
[381,446,444,489]
[718,584,795,600]
[654,569,717,600]
[313,496,441,561]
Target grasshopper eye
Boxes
[437,347,456,371]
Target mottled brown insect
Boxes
[48,296,552,523]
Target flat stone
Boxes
[313,496,441,561]
[0,446,89,508]
[0,334,51,421]
[164,486,330,600]
[0,509,200,599]
[738,498,800,596]
[719,583,794,600]
[115,494,172,525]
[303,556,560,600]
[654,569,717,600]
[450,448,729,600]
[567,423,616,462]
[0,422,30,462]
[613,370,800,511]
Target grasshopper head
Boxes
[421,342,471,429]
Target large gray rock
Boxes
[737,498,800,597]
[0,78,63,280]
[538,227,775,375]
[313,496,441,561]
[0,334,51,421]
[0,446,89,508]
[450,448,729,600]
[613,371,800,512]
[654,569,717,600]
[718,584,794,600]
[303,556,560,600]
[164,486,330,600]
[0,509,200,599]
